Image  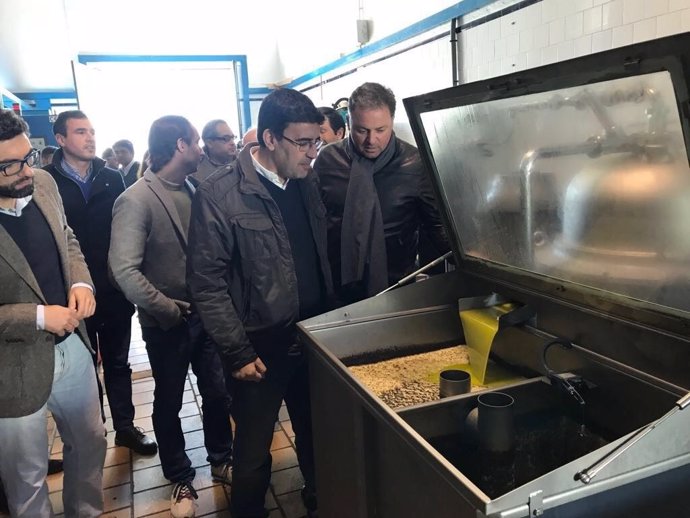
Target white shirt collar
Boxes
[0,195,32,217]
[251,147,289,190]
[122,161,135,176]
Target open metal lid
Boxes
[404,33,690,333]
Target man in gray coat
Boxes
[0,109,106,516]
[109,115,233,518]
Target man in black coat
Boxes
[113,139,140,188]
[188,89,332,518]
[314,82,449,305]
[44,110,156,455]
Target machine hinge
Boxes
[528,490,544,517]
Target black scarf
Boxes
[340,134,397,297]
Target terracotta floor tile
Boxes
[129,353,150,366]
[278,405,290,422]
[271,430,291,451]
[275,489,308,518]
[103,483,132,513]
[132,465,170,493]
[180,402,200,418]
[134,402,153,419]
[281,420,295,438]
[132,484,171,517]
[104,463,131,489]
[132,416,153,433]
[181,414,204,433]
[195,485,230,516]
[49,491,63,515]
[47,471,63,494]
[100,507,132,518]
[271,466,305,496]
[131,450,161,471]
[131,379,155,394]
[271,446,299,472]
[187,446,211,468]
[105,446,131,468]
[131,390,154,406]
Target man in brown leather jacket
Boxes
[187,89,332,518]
[314,82,449,305]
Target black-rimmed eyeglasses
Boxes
[208,135,237,144]
[281,135,322,152]
[0,149,39,177]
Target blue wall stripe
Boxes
[285,0,495,89]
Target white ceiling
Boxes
[0,0,291,92]
[1,0,501,94]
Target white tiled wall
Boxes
[462,0,690,82]
[303,0,689,135]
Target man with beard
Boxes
[0,109,106,516]
[314,82,449,305]
[192,119,238,181]
[187,89,332,518]
[110,116,233,518]
[44,110,157,456]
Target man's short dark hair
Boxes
[41,145,58,159]
[201,119,227,153]
[53,110,88,137]
[148,115,194,173]
[349,82,396,118]
[0,110,29,142]
[201,119,227,142]
[112,139,134,153]
[318,107,346,136]
[257,89,324,147]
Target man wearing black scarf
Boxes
[314,82,449,305]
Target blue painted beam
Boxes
[78,54,248,63]
[285,0,495,88]
[14,91,77,99]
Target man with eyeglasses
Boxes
[187,89,333,518]
[0,109,106,516]
[314,82,449,305]
[193,119,238,182]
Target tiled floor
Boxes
[43,320,310,518]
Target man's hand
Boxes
[44,306,80,336]
[68,286,96,320]
[232,358,267,382]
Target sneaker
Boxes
[115,426,158,456]
[170,481,198,518]
[210,461,232,485]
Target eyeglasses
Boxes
[208,135,237,144]
[0,149,40,177]
[281,135,323,152]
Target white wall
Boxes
[298,0,690,139]
[461,0,690,83]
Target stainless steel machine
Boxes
[297,33,690,518]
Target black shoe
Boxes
[47,459,64,475]
[115,426,158,455]
[301,486,318,518]
[0,481,8,515]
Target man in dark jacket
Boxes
[44,110,156,456]
[187,89,332,518]
[314,82,449,305]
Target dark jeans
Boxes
[143,313,233,483]
[229,345,315,518]
[86,310,135,432]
